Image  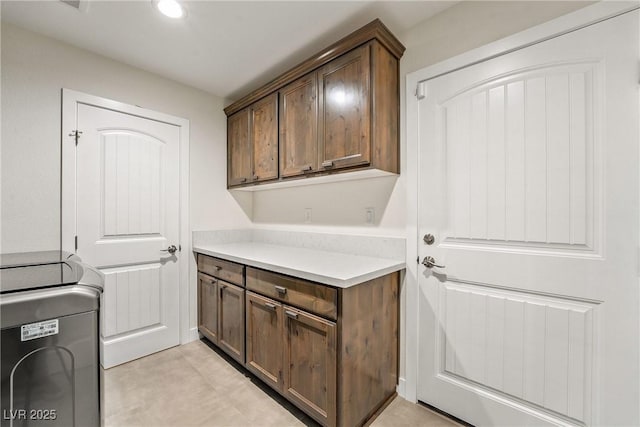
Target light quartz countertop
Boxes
[193,242,405,288]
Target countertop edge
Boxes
[193,245,406,288]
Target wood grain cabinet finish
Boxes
[197,253,399,427]
[283,306,337,426]
[228,95,278,187]
[245,292,284,391]
[197,255,246,363]
[245,266,398,427]
[318,45,371,172]
[251,93,278,182]
[227,109,251,186]
[197,272,218,344]
[279,73,318,177]
[225,19,404,189]
[218,281,245,363]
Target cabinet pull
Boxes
[264,302,277,311]
[240,177,247,183]
[253,175,259,180]
[285,310,298,319]
[321,160,334,168]
[301,165,313,172]
[220,284,227,298]
[215,265,222,271]
[274,285,287,295]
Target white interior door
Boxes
[74,102,181,368]
[416,10,638,426]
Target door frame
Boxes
[404,1,639,404]
[61,88,193,345]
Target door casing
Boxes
[61,89,193,345]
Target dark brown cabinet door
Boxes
[318,45,371,171]
[218,281,245,363]
[283,306,337,426]
[198,273,218,344]
[251,93,278,183]
[279,73,318,177]
[245,292,283,391]
[228,108,251,186]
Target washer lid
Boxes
[0,251,84,294]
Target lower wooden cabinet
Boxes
[197,256,245,364]
[197,272,218,343]
[199,253,398,427]
[245,292,283,390]
[283,306,337,426]
[218,281,245,363]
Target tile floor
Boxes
[103,340,459,427]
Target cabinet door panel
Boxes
[283,306,336,426]
[246,292,283,390]
[318,45,371,170]
[279,73,318,177]
[251,93,278,182]
[228,108,251,186]
[218,281,245,363]
[198,273,218,344]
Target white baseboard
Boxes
[182,327,200,344]
[397,377,407,399]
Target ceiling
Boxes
[1,0,455,101]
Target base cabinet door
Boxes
[246,292,283,390]
[198,273,218,344]
[218,281,245,363]
[283,306,337,426]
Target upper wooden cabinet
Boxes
[225,19,405,189]
[279,73,318,178]
[251,93,278,182]
[318,45,371,171]
[228,94,278,187]
[227,109,251,186]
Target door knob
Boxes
[161,245,178,254]
[422,256,445,269]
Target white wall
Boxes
[0,23,252,254]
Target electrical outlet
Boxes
[304,208,312,223]
[365,207,375,225]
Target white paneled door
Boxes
[73,101,181,368]
[415,10,638,426]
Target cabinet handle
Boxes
[215,266,222,271]
[285,310,298,319]
[301,165,313,172]
[220,284,227,298]
[275,285,287,295]
[253,175,259,180]
[240,177,247,183]
[321,160,334,168]
[264,303,277,311]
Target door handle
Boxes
[161,245,178,254]
[285,310,298,319]
[422,256,445,269]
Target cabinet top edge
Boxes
[223,18,405,116]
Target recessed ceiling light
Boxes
[154,0,185,19]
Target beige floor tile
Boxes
[103,340,459,427]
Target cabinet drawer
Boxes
[246,267,337,320]
[198,254,244,286]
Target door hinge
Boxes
[74,235,78,251]
[69,130,83,145]
[416,81,426,100]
